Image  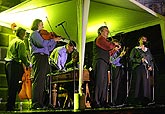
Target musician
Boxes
[5,27,31,111]
[49,40,76,108]
[30,19,61,109]
[49,40,76,72]
[129,36,154,106]
[92,26,115,108]
[65,49,79,70]
[109,39,127,106]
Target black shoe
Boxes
[6,108,14,111]
[90,103,101,108]
[102,102,112,108]
[147,101,155,106]
[36,106,48,110]
[47,104,56,110]
[113,104,126,108]
[104,104,112,108]
[31,103,42,110]
[6,105,15,111]
[6,108,19,111]
[94,104,102,108]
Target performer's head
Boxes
[31,19,43,31]
[16,27,26,40]
[138,36,148,47]
[97,26,109,38]
[112,39,121,50]
[67,40,76,54]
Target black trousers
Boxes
[93,59,109,106]
[31,53,50,108]
[5,61,24,110]
[128,65,152,105]
[134,65,152,100]
[111,66,127,105]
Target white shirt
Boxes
[49,45,68,70]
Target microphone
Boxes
[143,41,150,44]
[143,41,150,47]
[55,21,66,27]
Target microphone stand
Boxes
[110,63,113,105]
[58,23,70,40]
[149,57,158,105]
[146,44,158,105]
[58,23,80,108]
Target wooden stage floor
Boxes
[1,104,165,114]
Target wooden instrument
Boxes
[48,69,91,108]
[39,16,62,40]
[18,66,32,100]
[49,69,90,83]
[39,29,61,40]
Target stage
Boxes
[1,103,165,114]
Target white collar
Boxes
[135,46,148,52]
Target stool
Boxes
[58,87,69,108]
[52,84,73,109]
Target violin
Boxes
[39,29,61,40]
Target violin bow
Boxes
[104,21,114,41]
[46,16,54,33]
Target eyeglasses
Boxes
[115,45,120,48]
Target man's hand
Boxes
[53,36,62,42]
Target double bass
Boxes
[10,23,32,100]
[18,65,32,100]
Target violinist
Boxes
[29,19,61,110]
[91,26,115,108]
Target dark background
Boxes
[85,24,165,104]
